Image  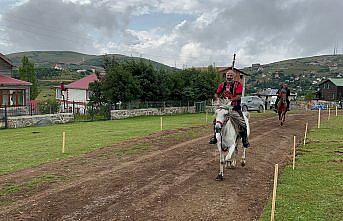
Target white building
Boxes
[55,74,98,114]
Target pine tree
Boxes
[19,56,39,100]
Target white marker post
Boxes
[317,109,321,129]
[160,117,163,131]
[205,111,208,123]
[270,164,279,221]
[293,136,296,170]
[62,131,66,154]
[303,122,308,146]
[328,107,331,120]
[336,106,338,117]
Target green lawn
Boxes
[0,114,212,175]
[260,116,343,221]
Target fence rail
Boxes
[1,100,208,128]
[0,103,59,128]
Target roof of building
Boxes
[0,53,14,66]
[57,73,98,90]
[0,74,32,86]
[319,78,343,87]
[217,66,249,76]
[256,88,297,96]
[192,66,249,76]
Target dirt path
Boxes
[0,111,323,221]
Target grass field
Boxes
[260,116,343,221]
[0,113,211,175]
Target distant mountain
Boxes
[241,54,343,96]
[243,54,343,75]
[6,51,176,71]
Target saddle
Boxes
[223,111,246,133]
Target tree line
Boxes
[16,55,222,104]
[89,56,222,107]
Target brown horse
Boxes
[277,91,287,126]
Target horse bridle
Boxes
[215,115,229,151]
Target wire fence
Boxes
[117,100,197,110]
[1,100,208,128]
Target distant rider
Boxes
[274,83,290,111]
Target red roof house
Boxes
[0,53,31,107]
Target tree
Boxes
[125,60,159,101]
[19,56,39,100]
[102,63,140,104]
[88,75,107,107]
[304,92,314,101]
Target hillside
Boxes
[6,51,175,71]
[242,54,343,96]
[5,51,178,101]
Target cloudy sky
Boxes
[0,0,342,68]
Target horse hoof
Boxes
[215,174,224,181]
[231,159,237,168]
[241,160,246,167]
[280,122,283,126]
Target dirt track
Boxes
[0,111,323,221]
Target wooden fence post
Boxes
[270,164,279,221]
[303,122,308,146]
[317,109,321,129]
[62,131,66,154]
[293,136,296,170]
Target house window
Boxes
[332,93,335,99]
[87,90,93,100]
[0,89,25,106]
[56,89,62,99]
[1,94,9,106]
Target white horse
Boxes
[214,102,250,181]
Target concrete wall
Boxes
[3,113,74,128]
[111,107,196,119]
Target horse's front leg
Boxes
[216,136,225,181]
[225,144,237,168]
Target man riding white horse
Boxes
[209,69,250,148]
